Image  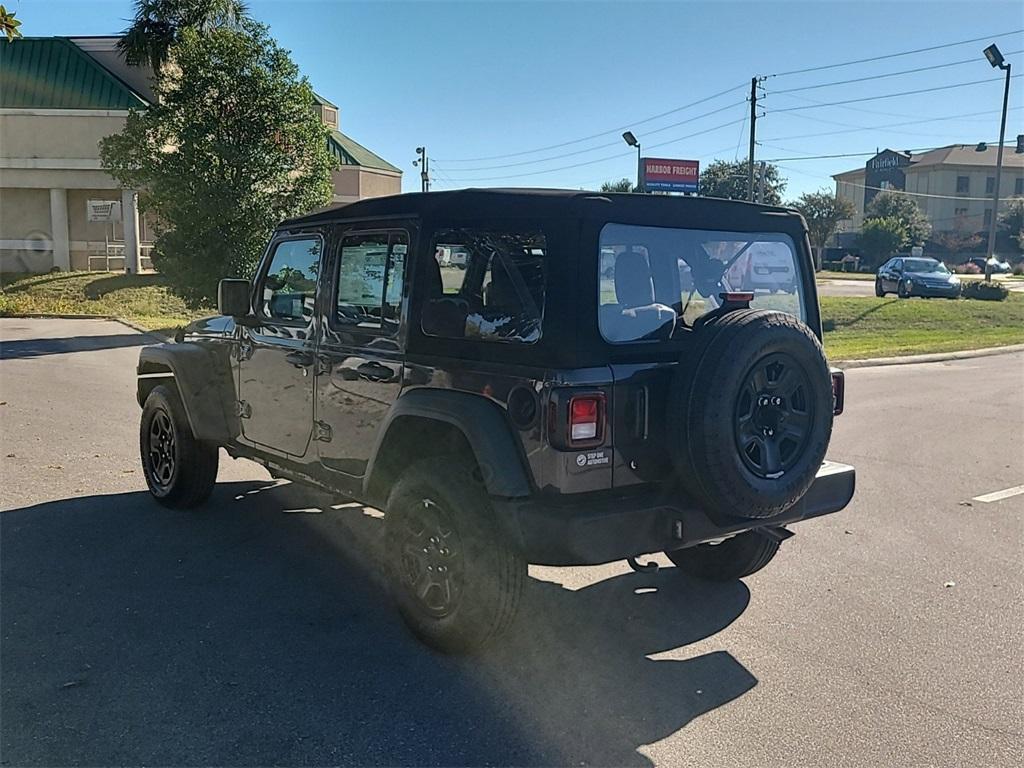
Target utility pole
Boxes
[414,146,430,192]
[748,77,758,202]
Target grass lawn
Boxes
[0,272,212,333]
[2,271,1022,361]
[820,294,1024,359]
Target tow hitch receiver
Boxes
[627,556,659,573]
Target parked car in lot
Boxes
[876,257,961,298]
[966,256,1012,274]
[136,190,855,653]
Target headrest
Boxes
[614,249,655,308]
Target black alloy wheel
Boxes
[734,353,813,479]
[146,408,177,491]
[396,499,465,619]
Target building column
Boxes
[49,188,70,271]
[121,189,142,274]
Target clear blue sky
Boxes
[15,0,1024,197]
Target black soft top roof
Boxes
[282,188,807,233]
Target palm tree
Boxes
[119,0,248,73]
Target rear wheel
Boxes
[666,531,781,581]
[140,384,218,508]
[385,458,524,654]
[874,279,885,297]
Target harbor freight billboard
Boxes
[643,158,699,193]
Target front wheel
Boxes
[385,458,525,654]
[897,281,910,298]
[140,384,218,508]
[666,531,781,581]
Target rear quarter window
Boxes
[598,223,806,343]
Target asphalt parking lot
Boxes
[1,318,1022,767]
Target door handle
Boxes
[285,350,315,369]
[356,361,394,382]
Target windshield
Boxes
[903,258,947,273]
[598,223,806,343]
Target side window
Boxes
[893,259,903,271]
[335,230,407,333]
[422,229,546,344]
[259,237,321,322]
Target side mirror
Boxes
[218,278,252,317]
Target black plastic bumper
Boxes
[501,460,855,566]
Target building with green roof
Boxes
[1,37,401,274]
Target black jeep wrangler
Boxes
[137,189,854,653]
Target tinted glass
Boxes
[598,223,805,343]
[260,238,321,321]
[336,231,407,333]
[422,229,546,344]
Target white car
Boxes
[744,244,797,293]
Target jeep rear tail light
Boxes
[831,368,845,416]
[569,394,605,445]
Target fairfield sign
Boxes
[643,158,699,193]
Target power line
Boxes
[774,162,1008,202]
[443,117,747,182]
[769,75,1023,114]
[768,29,1024,77]
[436,82,747,163]
[760,106,1024,144]
[770,49,1023,94]
[435,100,746,172]
[761,141,997,162]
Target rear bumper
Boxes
[500,460,855,566]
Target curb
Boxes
[835,344,1024,369]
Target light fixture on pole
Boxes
[413,146,429,193]
[982,43,1011,274]
[622,131,643,193]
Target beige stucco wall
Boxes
[358,168,401,199]
[0,111,127,161]
[0,187,51,239]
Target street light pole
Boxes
[414,146,429,193]
[622,131,643,192]
[984,44,1011,273]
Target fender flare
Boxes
[137,343,238,443]
[365,388,533,499]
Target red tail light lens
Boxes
[569,395,604,444]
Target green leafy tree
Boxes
[996,197,1024,256]
[0,4,22,41]
[857,217,907,269]
[600,178,636,193]
[119,0,248,73]
[101,21,336,305]
[699,159,785,205]
[864,190,931,246]
[789,189,857,269]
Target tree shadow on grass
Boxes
[0,272,85,293]
[84,273,169,299]
[1,481,756,767]
[822,298,898,332]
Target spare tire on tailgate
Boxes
[671,309,833,520]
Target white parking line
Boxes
[972,485,1024,503]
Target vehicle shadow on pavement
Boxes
[0,334,152,360]
[1,481,755,767]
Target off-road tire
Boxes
[672,309,833,520]
[140,384,218,509]
[874,279,885,297]
[666,531,781,581]
[385,458,525,654]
